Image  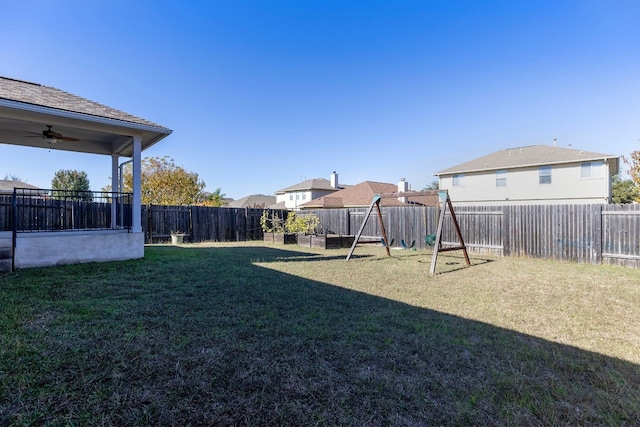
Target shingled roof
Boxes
[436,144,618,175]
[275,178,338,194]
[0,76,167,130]
[300,181,438,209]
[227,194,276,208]
[0,180,42,194]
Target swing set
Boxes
[345,189,470,274]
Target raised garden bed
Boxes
[297,234,355,249]
[263,232,297,244]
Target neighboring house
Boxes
[299,179,437,209]
[0,180,43,195]
[435,144,619,205]
[227,194,276,208]
[275,171,346,210]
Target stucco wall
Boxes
[14,230,144,269]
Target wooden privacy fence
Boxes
[3,197,639,268]
[305,204,640,268]
[144,205,287,243]
[0,196,12,231]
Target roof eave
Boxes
[0,98,172,135]
[435,156,620,176]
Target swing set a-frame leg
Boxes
[429,191,470,274]
[346,191,470,274]
[346,195,391,260]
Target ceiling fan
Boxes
[24,125,79,143]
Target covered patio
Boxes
[0,76,172,271]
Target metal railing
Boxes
[9,188,132,232]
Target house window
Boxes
[496,170,507,187]
[452,174,463,187]
[302,193,306,200]
[289,194,293,201]
[581,161,604,178]
[296,193,300,200]
[539,166,552,185]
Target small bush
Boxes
[285,212,320,234]
[260,210,285,233]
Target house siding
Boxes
[441,162,612,206]
[276,189,337,209]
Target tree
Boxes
[52,169,92,201]
[3,174,23,181]
[624,142,640,196]
[108,156,206,205]
[611,174,640,204]
[201,187,228,207]
[423,180,439,191]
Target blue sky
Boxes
[1,0,639,199]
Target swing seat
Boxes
[425,234,436,247]
[401,239,415,249]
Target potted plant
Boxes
[170,230,188,245]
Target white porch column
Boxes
[111,154,119,229]
[132,136,142,233]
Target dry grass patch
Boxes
[1,242,639,426]
[259,244,640,364]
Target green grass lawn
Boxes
[1,242,639,426]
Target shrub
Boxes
[260,210,285,233]
[284,212,320,234]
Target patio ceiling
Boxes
[0,76,172,157]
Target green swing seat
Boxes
[425,234,437,247]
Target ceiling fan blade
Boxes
[58,136,80,142]
[22,126,79,142]
[23,131,44,137]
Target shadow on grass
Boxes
[203,243,494,274]
[416,253,495,274]
[1,244,638,426]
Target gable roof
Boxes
[0,76,172,157]
[299,181,438,209]
[0,180,42,193]
[227,194,276,208]
[269,200,286,209]
[0,76,165,129]
[275,178,339,194]
[436,144,619,175]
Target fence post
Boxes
[592,204,603,265]
[145,204,152,244]
[502,205,510,257]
